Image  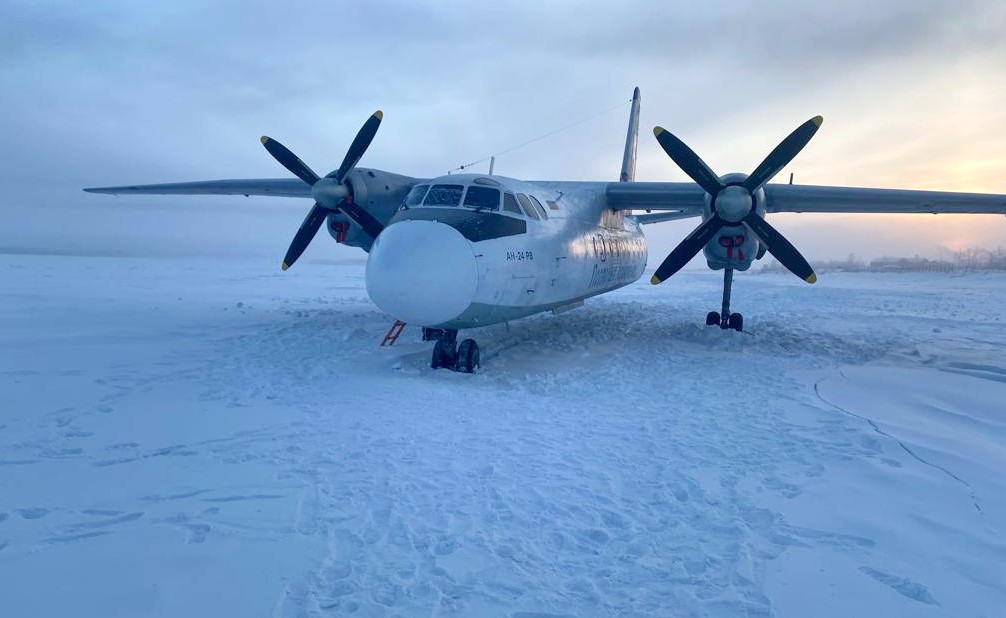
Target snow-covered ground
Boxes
[2,254,1004,617]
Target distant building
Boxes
[869,256,954,272]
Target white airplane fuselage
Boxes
[364,174,647,329]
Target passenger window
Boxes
[463,185,500,211]
[503,193,526,217]
[403,184,429,207]
[423,184,464,206]
[516,194,540,220]
[528,195,549,220]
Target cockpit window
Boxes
[423,184,464,207]
[503,193,525,217]
[528,195,549,220]
[516,193,540,220]
[403,184,429,207]
[462,185,500,211]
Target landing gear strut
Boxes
[430,329,480,373]
[705,268,743,332]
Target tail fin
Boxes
[619,87,641,182]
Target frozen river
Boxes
[2,254,1004,617]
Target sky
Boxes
[2,0,1005,263]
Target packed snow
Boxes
[1,254,1004,617]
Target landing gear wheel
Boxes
[456,339,480,373]
[431,337,457,369]
[728,312,743,332]
[706,311,721,326]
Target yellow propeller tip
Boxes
[653,126,664,137]
[805,273,817,284]
[374,110,383,121]
[811,116,824,127]
[281,262,290,271]
[650,274,662,285]
[260,136,270,145]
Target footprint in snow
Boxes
[80,509,123,516]
[44,531,110,544]
[16,507,49,520]
[184,523,210,544]
[859,566,939,605]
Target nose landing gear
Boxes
[706,268,743,332]
[430,329,480,373]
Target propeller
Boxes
[260,111,386,271]
[650,116,822,285]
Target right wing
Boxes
[83,179,313,198]
[764,184,1006,214]
[631,211,702,225]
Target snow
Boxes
[1,254,1004,617]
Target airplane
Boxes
[85,87,1006,373]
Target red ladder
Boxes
[380,320,407,346]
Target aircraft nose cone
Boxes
[366,220,478,326]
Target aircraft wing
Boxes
[606,182,706,212]
[606,181,1006,216]
[764,184,1006,214]
[83,178,313,198]
[630,211,701,225]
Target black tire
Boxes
[728,313,743,332]
[456,339,480,373]
[431,337,456,369]
[706,311,720,326]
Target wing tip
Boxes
[260,135,270,145]
[653,126,665,138]
[281,262,290,271]
[805,272,818,284]
[373,110,383,121]
[811,115,824,128]
[650,274,662,285]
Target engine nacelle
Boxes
[325,167,417,251]
[702,172,767,271]
[704,224,760,271]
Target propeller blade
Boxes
[651,215,726,284]
[281,203,328,270]
[743,213,817,283]
[338,197,385,239]
[333,110,383,183]
[260,136,321,186]
[743,116,823,191]
[653,126,724,196]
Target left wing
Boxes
[84,178,313,198]
[606,181,1006,216]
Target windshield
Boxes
[423,184,464,207]
[463,186,500,211]
[403,184,429,207]
[516,193,539,220]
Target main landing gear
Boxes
[428,328,480,373]
[706,268,744,332]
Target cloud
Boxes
[1,0,1004,260]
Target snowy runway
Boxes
[2,255,1004,617]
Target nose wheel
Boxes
[707,268,743,332]
[430,329,480,373]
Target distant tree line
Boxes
[758,247,1006,274]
